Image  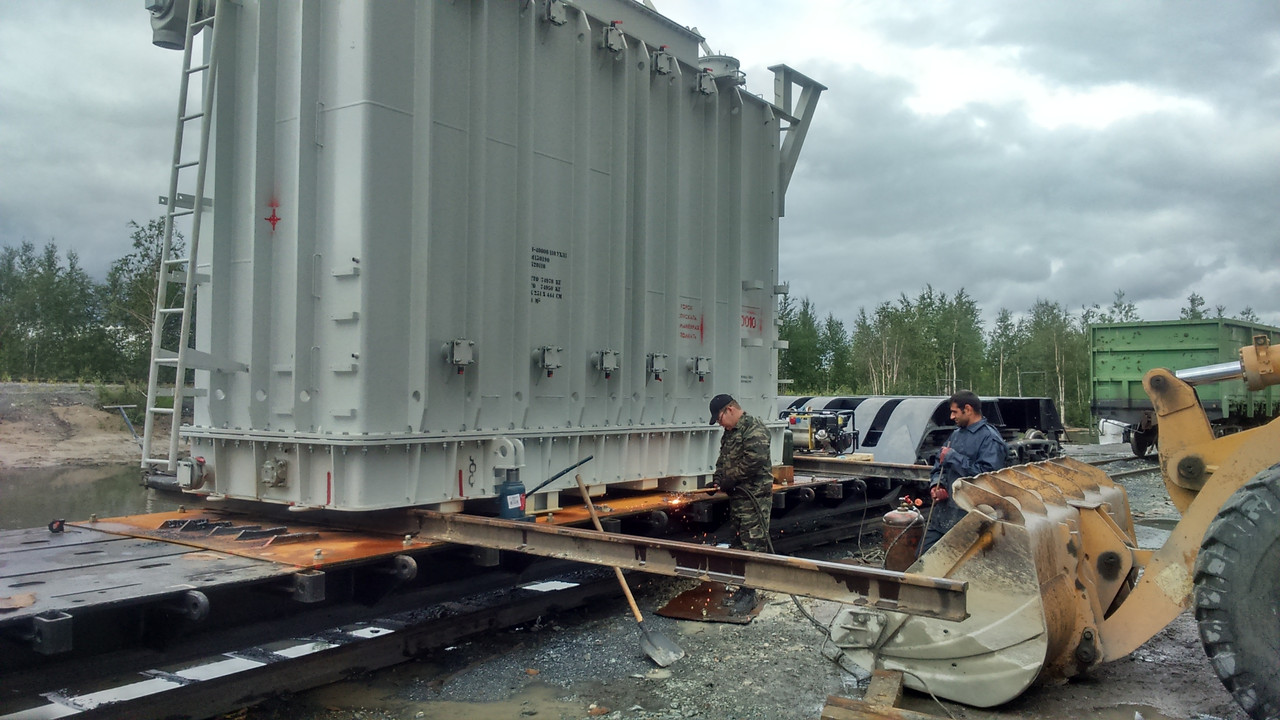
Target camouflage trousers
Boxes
[728,478,773,553]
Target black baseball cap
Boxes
[709,394,735,424]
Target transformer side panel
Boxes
[189,0,791,510]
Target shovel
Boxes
[574,474,685,667]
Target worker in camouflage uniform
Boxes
[709,393,773,610]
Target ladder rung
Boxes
[148,407,176,415]
[169,270,210,285]
[156,387,208,398]
[165,257,191,267]
[181,112,205,122]
[168,208,194,219]
[193,16,215,28]
[176,160,199,169]
[165,192,208,210]
[158,308,185,316]
[156,348,247,374]
[187,62,211,74]
[143,457,176,465]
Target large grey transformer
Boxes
[147,0,823,512]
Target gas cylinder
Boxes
[496,468,527,520]
[882,497,923,571]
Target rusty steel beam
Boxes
[413,511,967,622]
[791,456,931,482]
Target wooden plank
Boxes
[820,701,866,720]
[819,699,950,720]
[820,670,948,720]
[823,695,864,710]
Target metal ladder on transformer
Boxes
[141,0,225,474]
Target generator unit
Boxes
[779,395,1065,466]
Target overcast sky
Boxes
[2,1,1278,329]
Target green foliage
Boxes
[95,381,148,426]
[0,241,121,380]
[844,286,985,396]
[818,313,854,392]
[0,218,180,383]
[1109,290,1140,322]
[1018,299,1086,421]
[986,308,1022,395]
[778,296,823,391]
[782,285,1173,427]
[1180,292,1208,320]
[103,219,185,378]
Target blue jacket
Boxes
[931,418,1008,487]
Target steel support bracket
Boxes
[30,610,74,655]
[291,569,325,603]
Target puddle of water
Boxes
[303,678,594,720]
[1133,516,1181,550]
[0,464,187,530]
[1092,704,1175,720]
[1135,516,1179,530]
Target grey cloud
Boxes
[871,2,1280,114]
[2,0,1276,328]
[761,42,1279,326]
[0,1,180,278]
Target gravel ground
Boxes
[238,443,1250,720]
[242,570,871,720]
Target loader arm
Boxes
[1097,365,1280,660]
[831,336,1280,712]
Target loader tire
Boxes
[1194,463,1280,720]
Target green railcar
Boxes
[1090,319,1280,456]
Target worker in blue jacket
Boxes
[920,390,1008,554]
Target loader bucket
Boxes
[831,457,1137,708]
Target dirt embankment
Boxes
[0,383,145,469]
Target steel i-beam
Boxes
[413,511,966,622]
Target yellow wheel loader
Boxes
[832,335,1280,719]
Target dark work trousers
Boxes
[919,497,965,556]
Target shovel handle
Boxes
[575,474,646,624]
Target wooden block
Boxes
[863,669,904,708]
[772,464,795,484]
